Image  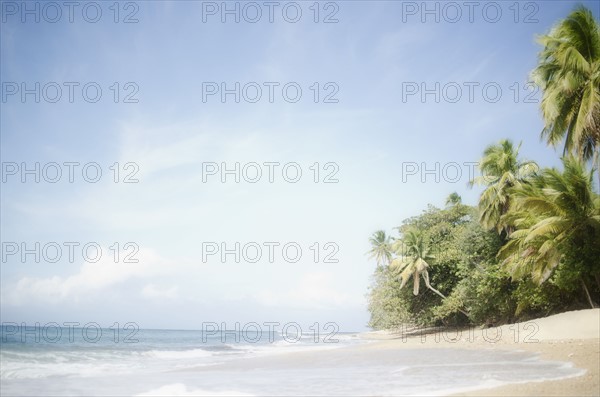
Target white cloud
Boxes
[254,271,363,310]
[117,120,218,177]
[3,247,170,305]
[136,383,253,397]
[141,283,179,300]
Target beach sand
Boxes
[151,308,598,396]
[40,308,595,396]
[361,308,600,396]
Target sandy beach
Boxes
[1,309,598,395]
[361,308,600,396]
[139,308,599,396]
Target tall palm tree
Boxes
[389,230,469,316]
[367,230,393,268]
[445,192,462,207]
[531,5,600,185]
[469,140,538,235]
[499,157,600,307]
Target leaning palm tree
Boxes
[390,230,469,316]
[469,140,538,235]
[367,230,393,268]
[531,5,600,185]
[499,157,600,307]
[445,192,462,207]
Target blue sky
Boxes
[1,1,598,331]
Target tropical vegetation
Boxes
[367,5,600,330]
[532,5,600,178]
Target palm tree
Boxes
[469,140,538,236]
[389,230,469,316]
[499,157,600,307]
[367,230,393,268]
[531,5,600,185]
[445,192,462,207]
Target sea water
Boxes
[0,326,583,396]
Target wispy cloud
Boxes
[254,271,363,310]
[141,283,179,300]
[3,247,170,305]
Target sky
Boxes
[1,0,598,332]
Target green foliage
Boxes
[367,6,600,331]
[499,157,600,284]
[366,195,598,329]
[511,278,564,318]
[368,203,509,328]
[469,139,538,235]
[532,5,600,162]
[464,263,515,325]
[367,158,600,329]
[367,230,393,269]
[367,266,412,329]
[445,192,462,207]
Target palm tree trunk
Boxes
[594,145,600,192]
[581,278,597,308]
[595,146,600,192]
[422,273,470,317]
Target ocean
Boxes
[0,325,583,396]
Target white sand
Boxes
[495,308,600,341]
[361,308,600,396]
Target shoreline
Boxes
[454,339,599,396]
[359,308,600,396]
[2,309,597,396]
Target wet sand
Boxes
[362,308,599,396]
